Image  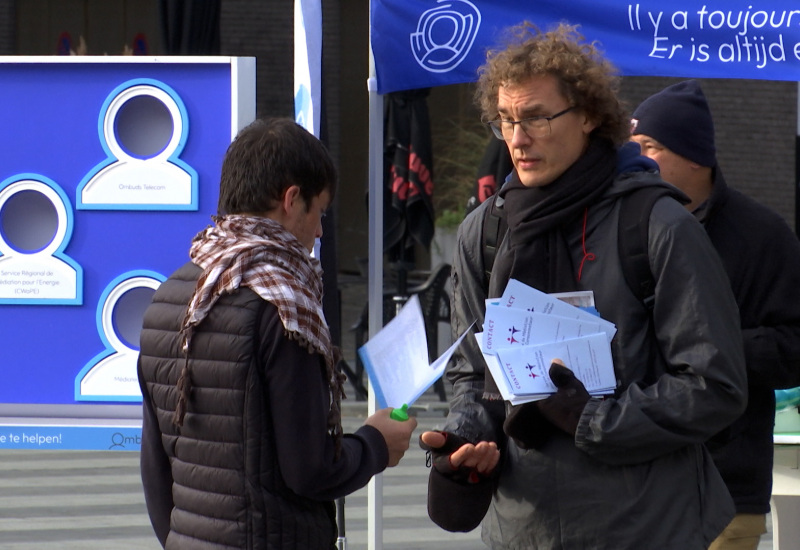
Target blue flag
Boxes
[295,0,322,136]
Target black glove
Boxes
[419,431,483,483]
[536,362,591,436]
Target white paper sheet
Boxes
[357,294,470,409]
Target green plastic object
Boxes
[776,387,800,412]
[390,404,409,421]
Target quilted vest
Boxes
[139,262,336,549]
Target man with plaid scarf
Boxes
[138,118,416,549]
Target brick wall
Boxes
[220,1,293,119]
[218,0,342,185]
[0,0,15,54]
[219,0,351,268]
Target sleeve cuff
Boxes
[354,424,390,471]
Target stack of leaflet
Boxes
[476,279,618,405]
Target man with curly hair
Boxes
[420,23,747,549]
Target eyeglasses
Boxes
[486,106,575,141]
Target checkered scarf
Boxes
[175,214,345,454]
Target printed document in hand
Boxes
[482,301,602,351]
[480,279,618,404]
[499,279,617,342]
[357,294,470,409]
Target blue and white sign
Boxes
[77,78,199,211]
[410,0,481,75]
[0,57,255,450]
[0,173,83,305]
[74,270,167,402]
[0,425,143,452]
[371,0,800,93]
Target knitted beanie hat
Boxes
[631,80,716,167]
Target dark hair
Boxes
[475,22,629,146]
[217,117,337,215]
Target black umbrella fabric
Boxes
[465,136,513,217]
[383,88,435,267]
[476,137,513,202]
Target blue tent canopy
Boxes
[371,0,800,94]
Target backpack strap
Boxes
[482,193,507,288]
[617,187,668,311]
[480,184,666,311]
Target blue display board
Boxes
[0,58,255,449]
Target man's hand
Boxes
[419,431,499,479]
[364,408,418,466]
[536,359,591,436]
[421,431,498,532]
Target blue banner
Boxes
[371,0,800,93]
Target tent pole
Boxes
[367,23,385,550]
[796,82,800,237]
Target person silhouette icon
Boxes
[75,270,165,401]
[0,174,82,305]
[77,78,198,211]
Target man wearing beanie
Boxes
[632,80,800,550]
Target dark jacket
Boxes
[699,168,800,514]
[438,167,747,549]
[138,262,388,549]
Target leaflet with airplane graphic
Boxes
[492,332,617,398]
[482,301,602,352]
[498,278,617,342]
[477,279,618,403]
[476,331,546,404]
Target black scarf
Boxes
[485,137,617,399]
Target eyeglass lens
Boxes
[504,119,549,140]
[489,107,574,141]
